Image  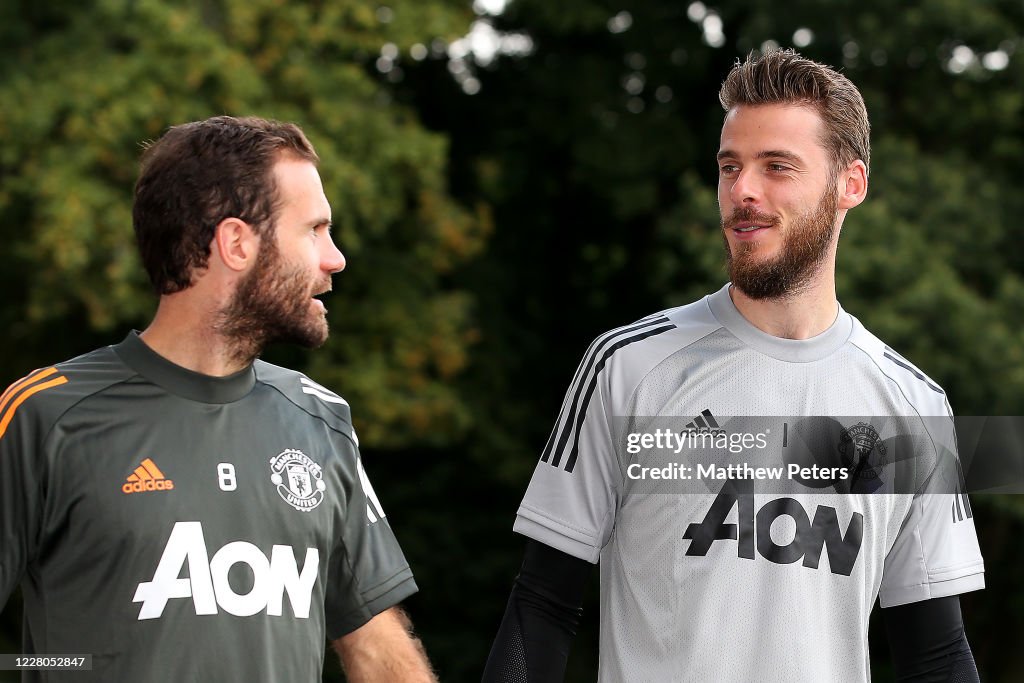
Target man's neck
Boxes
[728,277,839,340]
[139,296,253,377]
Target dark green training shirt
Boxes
[0,332,417,682]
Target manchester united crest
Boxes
[270,449,326,512]
[838,422,888,481]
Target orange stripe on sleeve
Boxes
[0,375,68,439]
[0,367,58,417]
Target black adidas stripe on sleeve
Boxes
[882,346,943,395]
[542,317,675,473]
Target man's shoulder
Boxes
[846,317,951,415]
[1,345,137,433]
[551,295,725,424]
[253,361,355,434]
[583,295,722,378]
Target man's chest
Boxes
[31,397,352,619]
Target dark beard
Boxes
[722,181,839,300]
[215,238,329,365]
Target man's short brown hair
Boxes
[719,48,870,176]
[133,115,319,294]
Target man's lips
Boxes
[733,223,770,239]
[731,221,772,233]
[312,287,331,313]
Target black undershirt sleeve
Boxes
[481,539,592,683]
[882,595,980,682]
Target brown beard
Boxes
[722,180,839,300]
[215,237,330,365]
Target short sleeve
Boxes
[324,439,417,639]
[879,414,985,607]
[0,378,47,611]
[514,345,621,564]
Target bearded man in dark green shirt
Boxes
[0,116,434,683]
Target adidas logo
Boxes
[123,458,174,494]
[683,408,722,433]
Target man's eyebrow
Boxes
[756,149,804,163]
[716,149,805,164]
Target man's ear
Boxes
[838,160,868,210]
[212,217,260,273]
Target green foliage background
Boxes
[1,0,1022,680]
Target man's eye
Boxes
[767,163,789,172]
[719,165,738,174]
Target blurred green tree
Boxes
[0,0,487,448]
